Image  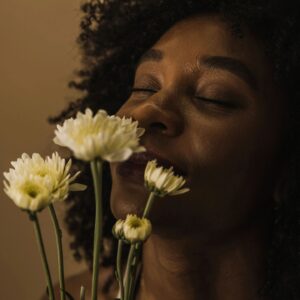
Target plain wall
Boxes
[0,1,87,299]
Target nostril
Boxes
[149,122,167,131]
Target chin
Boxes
[110,180,149,219]
[109,162,190,229]
[109,160,149,219]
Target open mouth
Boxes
[116,150,186,184]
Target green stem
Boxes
[116,240,125,300]
[124,192,157,300]
[30,212,55,300]
[128,243,142,300]
[49,204,66,300]
[90,159,103,300]
[124,244,136,300]
[142,192,156,218]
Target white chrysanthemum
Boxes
[123,214,152,243]
[53,108,145,162]
[112,219,125,239]
[144,160,190,197]
[3,152,86,212]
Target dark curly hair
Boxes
[49,0,300,298]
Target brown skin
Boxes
[48,14,287,300]
[109,14,287,300]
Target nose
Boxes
[119,93,184,137]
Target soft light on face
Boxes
[110,14,287,239]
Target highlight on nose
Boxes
[126,101,183,137]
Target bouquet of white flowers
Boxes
[3,108,189,300]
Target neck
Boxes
[136,221,270,300]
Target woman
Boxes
[49,0,300,299]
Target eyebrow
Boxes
[136,48,258,91]
[136,48,163,66]
[201,55,258,91]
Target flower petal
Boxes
[53,108,145,162]
[144,160,190,197]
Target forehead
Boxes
[155,15,257,56]
[150,14,269,82]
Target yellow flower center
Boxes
[23,183,41,198]
[128,218,142,229]
[37,170,47,177]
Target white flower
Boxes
[144,160,190,197]
[3,152,86,212]
[112,219,125,239]
[123,214,152,243]
[53,108,145,162]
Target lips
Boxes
[116,150,186,184]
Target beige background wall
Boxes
[0,1,87,299]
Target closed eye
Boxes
[130,88,238,109]
[130,87,158,100]
[195,96,237,108]
[131,87,158,94]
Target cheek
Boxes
[188,109,281,180]
[184,113,281,230]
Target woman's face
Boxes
[110,15,286,239]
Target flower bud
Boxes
[123,214,152,243]
[144,160,190,197]
[112,219,125,239]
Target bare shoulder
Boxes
[40,266,118,300]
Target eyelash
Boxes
[131,87,156,94]
[131,87,235,108]
[195,96,236,108]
